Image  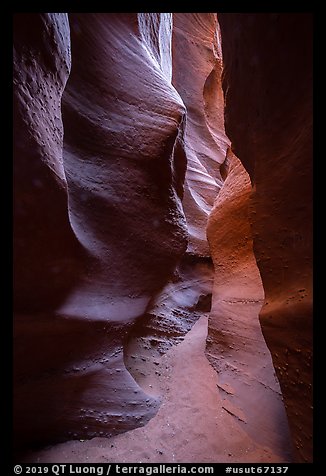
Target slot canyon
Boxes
[13,13,313,464]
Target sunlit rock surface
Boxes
[172,13,229,256]
[125,13,230,386]
[206,151,292,462]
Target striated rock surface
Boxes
[124,10,225,358]
[13,11,310,463]
[124,255,214,386]
[21,153,294,464]
[218,13,313,462]
[14,13,188,450]
[206,152,292,461]
[61,13,187,320]
[125,13,228,386]
[172,13,229,256]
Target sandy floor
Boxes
[22,315,289,464]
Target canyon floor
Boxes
[22,315,291,464]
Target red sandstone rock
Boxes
[125,13,229,369]
[13,13,188,450]
[206,151,292,461]
[172,13,229,256]
[218,13,313,462]
[125,255,214,374]
[62,13,187,319]
[14,12,310,464]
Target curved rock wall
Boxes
[14,13,188,449]
[61,13,187,320]
[172,13,229,256]
[217,13,313,462]
[13,13,81,312]
[125,13,229,385]
[13,12,310,462]
[206,151,292,461]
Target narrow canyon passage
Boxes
[13,12,312,464]
[23,316,291,463]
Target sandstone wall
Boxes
[14,13,188,449]
[217,13,313,462]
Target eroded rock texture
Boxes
[124,255,214,386]
[218,13,313,462]
[172,13,229,256]
[13,13,80,312]
[62,13,188,317]
[14,13,188,450]
[206,152,292,461]
[125,13,227,380]
[14,12,309,462]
